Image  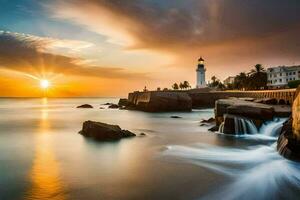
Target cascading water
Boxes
[162,117,297,200]
[218,116,258,135]
[219,116,287,137]
[160,105,295,200]
[259,118,287,136]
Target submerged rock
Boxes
[208,126,219,132]
[170,116,182,119]
[108,104,119,109]
[200,117,215,123]
[79,121,136,141]
[77,104,93,108]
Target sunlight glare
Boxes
[40,80,50,89]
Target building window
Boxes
[289,72,292,75]
[280,73,282,76]
[286,79,288,82]
[286,73,289,76]
[294,78,296,80]
[269,74,272,78]
[279,79,282,82]
[293,72,296,75]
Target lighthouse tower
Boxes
[196,57,206,88]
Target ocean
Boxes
[0,98,299,200]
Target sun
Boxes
[40,79,50,89]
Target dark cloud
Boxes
[0,31,148,79]
[51,0,300,50]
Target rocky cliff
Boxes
[277,86,300,160]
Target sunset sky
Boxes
[1,0,300,97]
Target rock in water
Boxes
[170,116,182,119]
[108,104,119,109]
[118,98,129,107]
[77,104,93,108]
[127,91,192,112]
[215,99,274,126]
[200,117,215,123]
[79,121,136,141]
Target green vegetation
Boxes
[172,81,191,90]
[208,76,225,89]
[222,64,268,90]
[288,80,300,88]
[172,83,179,90]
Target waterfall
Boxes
[218,122,224,133]
[259,118,287,136]
[219,116,287,137]
[218,116,258,135]
[234,117,258,135]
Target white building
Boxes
[267,65,300,88]
[196,57,206,88]
[224,76,235,86]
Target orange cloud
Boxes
[47,0,300,81]
[0,31,150,97]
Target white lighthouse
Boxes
[196,57,206,88]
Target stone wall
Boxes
[188,89,296,107]
[129,89,297,109]
[127,91,192,112]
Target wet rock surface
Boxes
[118,98,129,107]
[215,99,274,126]
[200,118,215,123]
[79,121,136,141]
[77,104,93,108]
[126,91,192,112]
[254,98,278,105]
[170,116,182,119]
[277,86,300,160]
[108,104,119,109]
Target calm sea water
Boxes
[0,98,299,200]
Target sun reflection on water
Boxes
[26,98,67,200]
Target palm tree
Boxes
[172,83,179,90]
[179,82,184,90]
[211,76,217,84]
[234,72,248,90]
[249,64,265,75]
[183,81,191,90]
[248,64,267,90]
[208,76,220,88]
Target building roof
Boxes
[267,65,300,72]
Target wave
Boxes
[163,143,300,200]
